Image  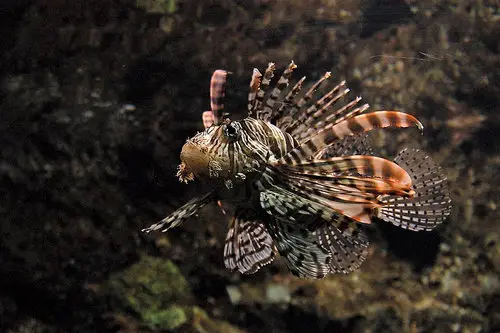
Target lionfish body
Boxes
[143,62,452,279]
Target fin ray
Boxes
[377,148,452,231]
[224,210,275,274]
[142,192,214,233]
[280,111,423,165]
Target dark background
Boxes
[0,0,499,332]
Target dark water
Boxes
[0,1,499,332]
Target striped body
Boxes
[179,118,297,209]
[143,62,452,279]
[184,117,296,180]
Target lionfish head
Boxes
[178,118,246,183]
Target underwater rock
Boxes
[106,255,191,329]
[266,284,291,304]
[186,307,246,333]
[105,256,246,332]
[5,318,57,333]
[226,285,242,305]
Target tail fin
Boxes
[376,148,452,231]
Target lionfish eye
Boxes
[223,123,239,140]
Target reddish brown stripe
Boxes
[210,70,228,123]
[347,119,365,136]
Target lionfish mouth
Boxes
[177,141,209,183]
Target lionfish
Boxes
[142,61,452,279]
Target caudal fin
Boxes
[377,148,452,231]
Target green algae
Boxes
[107,255,191,330]
[105,255,246,332]
[136,0,177,14]
[143,305,188,330]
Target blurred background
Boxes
[0,0,499,332]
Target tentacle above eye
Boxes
[210,69,230,125]
[202,110,215,129]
